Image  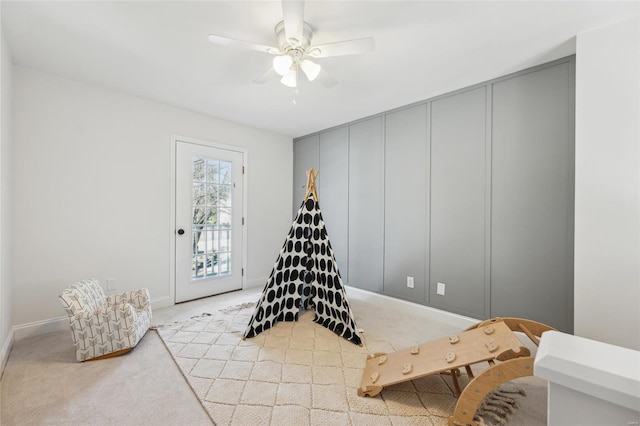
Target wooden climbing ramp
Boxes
[358,317,555,426]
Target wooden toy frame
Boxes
[358,317,555,426]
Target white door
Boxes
[175,140,244,302]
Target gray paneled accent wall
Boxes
[348,117,385,292]
[293,57,575,331]
[318,127,349,275]
[429,87,487,318]
[292,134,318,217]
[384,104,428,302]
[491,61,575,331]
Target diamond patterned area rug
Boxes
[155,304,521,425]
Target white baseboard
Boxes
[245,277,266,290]
[12,316,68,341]
[150,295,173,310]
[0,328,15,378]
[345,285,478,330]
[10,295,173,344]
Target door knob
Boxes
[177,229,185,235]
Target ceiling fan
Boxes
[208,1,375,88]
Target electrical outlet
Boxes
[106,279,115,291]
[437,282,446,296]
[407,276,414,289]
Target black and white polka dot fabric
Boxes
[244,198,362,345]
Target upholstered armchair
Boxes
[59,279,152,362]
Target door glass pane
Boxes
[204,227,214,252]
[193,158,205,181]
[193,255,206,278]
[206,184,217,206]
[193,183,205,203]
[219,208,231,227]
[218,188,231,207]
[218,253,230,274]
[191,157,233,280]
[220,161,232,184]
[207,159,219,183]
[218,228,230,251]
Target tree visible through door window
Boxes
[192,157,232,279]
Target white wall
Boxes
[12,67,292,333]
[574,17,640,350]
[1,24,15,366]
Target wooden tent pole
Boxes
[304,168,320,202]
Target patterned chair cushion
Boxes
[59,279,152,362]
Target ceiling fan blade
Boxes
[208,34,281,55]
[307,37,375,58]
[315,69,338,88]
[253,67,280,84]
[282,1,305,46]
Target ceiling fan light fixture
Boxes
[300,59,321,81]
[208,1,376,89]
[281,68,298,88]
[273,54,293,76]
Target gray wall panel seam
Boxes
[348,124,353,287]
[382,114,387,295]
[567,59,576,333]
[424,101,432,305]
[485,84,493,319]
[426,101,433,306]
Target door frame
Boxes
[170,134,248,304]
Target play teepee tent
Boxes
[244,169,362,345]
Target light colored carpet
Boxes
[155,303,526,425]
[0,328,211,425]
[1,287,546,425]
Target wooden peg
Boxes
[485,340,499,353]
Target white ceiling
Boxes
[2,1,638,138]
